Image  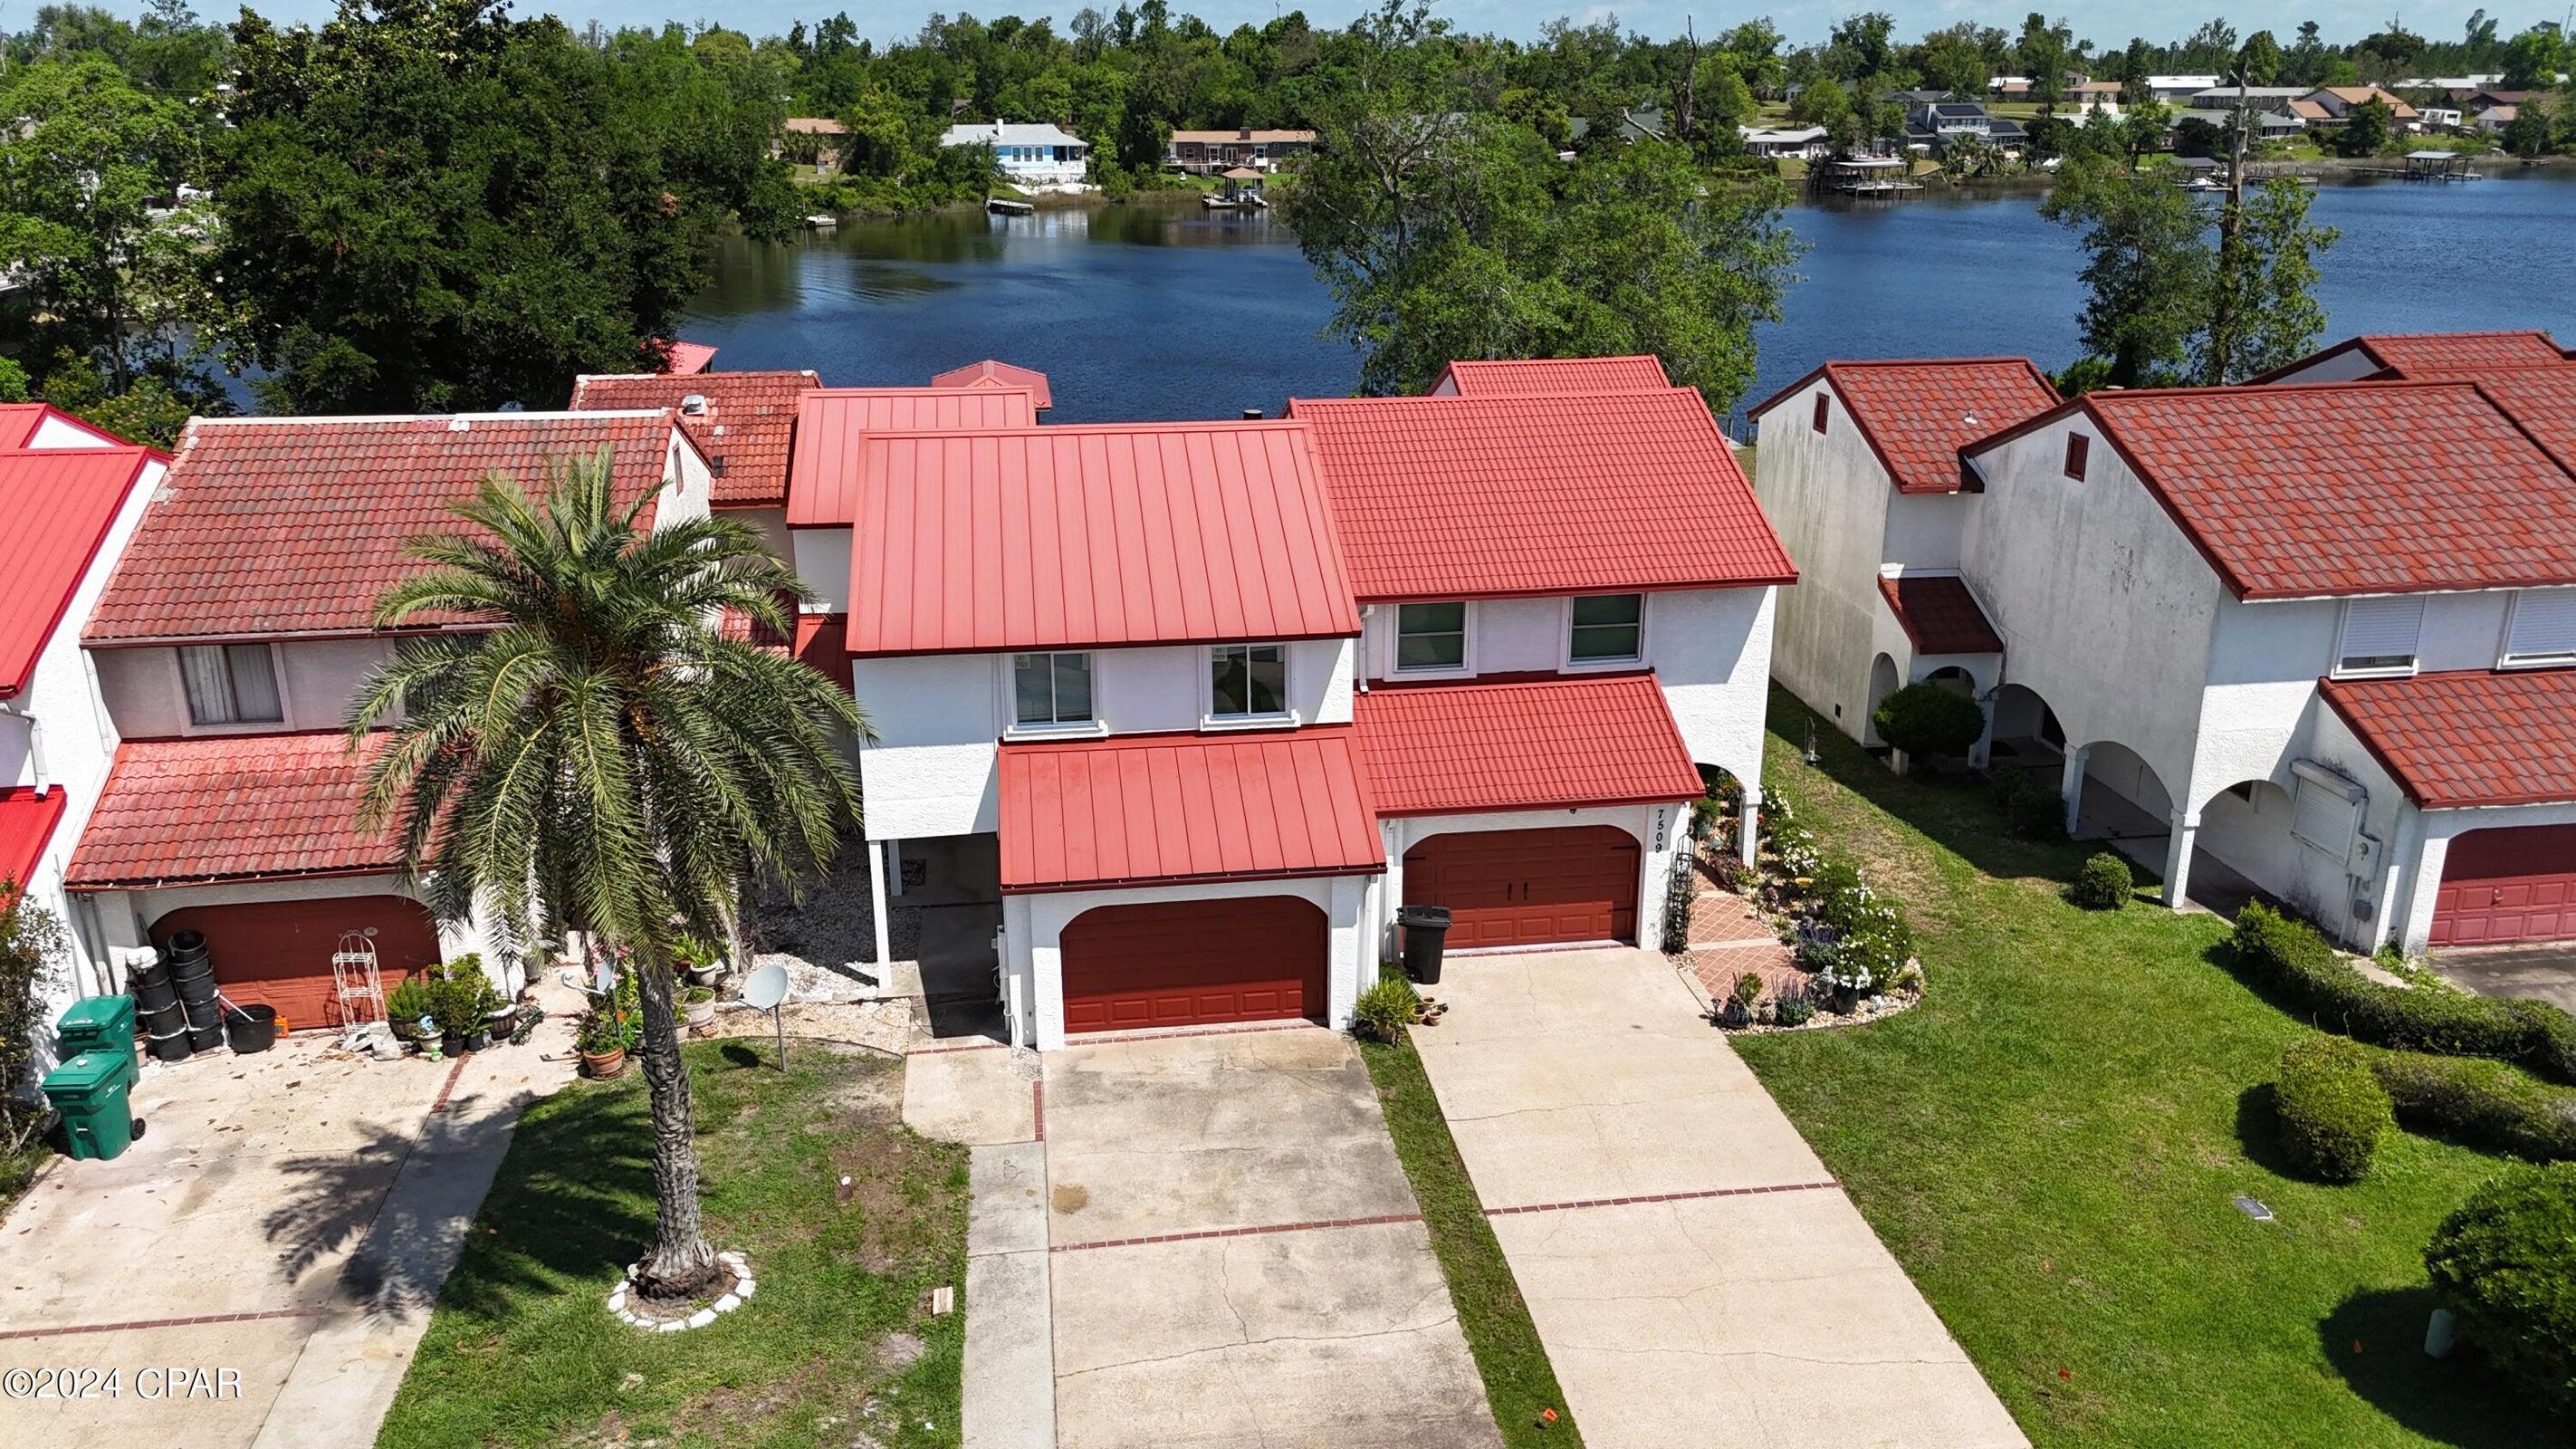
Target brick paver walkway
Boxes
[1677,854,1802,1009]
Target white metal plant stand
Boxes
[332,927,388,1047]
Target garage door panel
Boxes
[1403,826,1640,949]
[150,897,443,1027]
[2433,826,2576,947]
[1061,897,1326,1033]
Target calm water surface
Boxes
[681,170,2576,425]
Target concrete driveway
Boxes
[1042,1026,1501,1449]
[1413,948,2026,1449]
[2428,942,2576,1012]
[0,1018,572,1449]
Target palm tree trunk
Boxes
[630,945,720,1298]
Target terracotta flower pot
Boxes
[581,1047,627,1080]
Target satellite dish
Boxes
[740,963,790,1012]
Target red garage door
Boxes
[2433,827,2576,947]
[1403,826,1641,950]
[1061,897,1327,1033]
[151,897,444,1027]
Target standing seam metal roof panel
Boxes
[785,387,1039,527]
[0,446,155,696]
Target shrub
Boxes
[1872,683,1987,758]
[1352,975,1420,1044]
[1733,972,1767,1013]
[2424,1163,2576,1416]
[1994,771,2064,840]
[1771,982,1816,1027]
[386,974,437,1029]
[2370,1050,2576,1162]
[2229,904,2576,1084]
[2274,1035,2393,1183]
[2071,851,2132,909]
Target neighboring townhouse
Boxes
[1164,128,1317,174]
[1746,359,2061,750]
[0,406,166,1068]
[1956,369,2576,955]
[1426,353,1675,397]
[62,411,715,1023]
[928,358,1054,409]
[938,121,1089,185]
[570,368,820,555]
[2249,328,2571,384]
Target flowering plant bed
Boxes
[1700,792,1925,1031]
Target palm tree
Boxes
[350,451,865,1298]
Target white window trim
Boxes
[1203,642,1299,730]
[1387,600,1475,680]
[1561,593,1649,671]
[2330,595,2424,680]
[168,642,294,735]
[2499,588,2576,669]
[1000,650,1101,734]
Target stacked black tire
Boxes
[131,952,191,1062]
[165,931,226,1055]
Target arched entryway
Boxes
[1058,896,1326,1033]
[1403,825,1642,949]
[1863,653,1901,745]
[1921,665,1976,696]
[149,896,443,1027]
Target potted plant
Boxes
[675,935,728,991]
[683,984,717,1032]
[430,974,493,1054]
[386,977,436,1046]
[577,1008,627,1078]
[1720,971,1764,1028]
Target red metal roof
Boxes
[785,387,1039,527]
[0,446,155,696]
[1434,356,1671,396]
[1878,574,2004,655]
[65,733,399,888]
[930,359,1053,409]
[662,340,719,375]
[847,421,1361,656]
[0,403,123,450]
[571,369,818,505]
[1354,673,1702,815]
[995,727,1382,892]
[1974,381,2576,600]
[1750,358,2060,494]
[2320,669,2576,809]
[1290,389,1796,602]
[0,785,70,894]
[718,606,854,692]
[85,412,685,643]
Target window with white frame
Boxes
[179,643,283,726]
[2335,595,2425,677]
[1568,594,1644,664]
[2290,763,2363,857]
[1211,643,1288,717]
[1010,651,1094,726]
[1393,602,1468,672]
[2503,589,2576,666]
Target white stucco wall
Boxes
[1002,873,1370,1051]
[1362,802,1685,963]
[1754,379,1896,741]
[790,526,852,613]
[27,412,122,448]
[1882,492,1973,571]
[724,504,792,563]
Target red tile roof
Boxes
[1973,381,2576,600]
[1749,358,2060,494]
[930,359,1053,409]
[848,421,1360,656]
[785,387,1039,527]
[1433,355,1671,396]
[85,412,685,643]
[0,446,155,696]
[1354,673,1702,815]
[2320,670,2576,809]
[996,727,1382,892]
[1291,389,1796,601]
[2258,330,2572,383]
[1878,574,2004,655]
[2468,369,2576,466]
[0,785,70,895]
[570,369,818,505]
[65,733,399,888]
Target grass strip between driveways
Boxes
[1360,1025,1583,1449]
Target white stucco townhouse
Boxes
[61,410,716,1025]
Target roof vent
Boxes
[680,393,709,417]
[1242,408,1264,420]
[447,417,471,432]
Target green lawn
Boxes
[378,1041,968,1449]
[1360,1021,1582,1449]
[1734,687,2552,1448]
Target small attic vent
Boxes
[680,393,709,417]
[447,417,471,432]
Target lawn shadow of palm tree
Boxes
[260,1077,653,1319]
[2317,1285,2558,1447]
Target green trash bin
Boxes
[56,995,139,1072]
[41,1051,138,1162]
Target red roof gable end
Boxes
[571,369,819,506]
[1750,358,2060,494]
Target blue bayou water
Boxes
[682,170,2576,426]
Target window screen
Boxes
[2504,589,2576,663]
[2337,596,2425,675]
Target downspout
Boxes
[1355,604,1373,694]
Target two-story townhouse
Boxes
[570,368,819,557]
[1958,371,2576,955]
[839,420,1374,1050]
[1747,359,2061,752]
[1286,382,1797,961]
[60,411,713,1025]
[0,406,166,1068]
[2248,328,2571,385]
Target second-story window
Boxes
[1568,595,1644,664]
[2503,588,2576,666]
[1011,651,1094,727]
[1394,602,1468,672]
[180,643,283,726]
[2336,595,2425,677]
[1211,643,1288,717]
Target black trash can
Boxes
[1398,905,1452,986]
[224,1003,280,1055]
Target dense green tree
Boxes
[2501,25,2569,91]
[2497,96,2558,157]
[2016,13,2074,101]
[1824,12,1901,83]
[2201,178,2338,384]
[1910,24,1990,98]
[352,456,864,1300]
[2237,31,2283,85]
[2337,95,2397,157]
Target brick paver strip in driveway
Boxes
[1041,1026,1502,1449]
[1412,947,2029,1449]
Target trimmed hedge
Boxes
[2274,1035,2392,1184]
[1872,683,1986,758]
[2227,904,2576,1085]
[2370,1049,2576,1162]
[2071,851,2132,910]
[1992,771,2064,840]
[2425,1163,2576,1416]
